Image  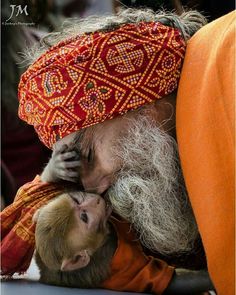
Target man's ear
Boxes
[32,209,41,223]
[60,250,90,272]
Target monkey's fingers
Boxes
[53,144,68,154]
[59,176,79,183]
[57,173,79,182]
[56,160,80,170]
[58,169,79,179]
[59,151,77,161]
[63,161,81,168]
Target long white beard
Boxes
[108,116,199,255]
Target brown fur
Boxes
[35,224,117,288]
[35,193,109,270]
[35,194,76,270]
[34,192,117,287]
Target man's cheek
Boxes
[81,162,113,194]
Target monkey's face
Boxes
[69,192,112,231]
[34,192,112,271]
[66,192,113,255]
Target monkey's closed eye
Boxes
[80,211,88,223]
[87,148,93,163]
[72,197,81,205]
[69,193,83,205]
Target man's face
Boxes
[70,116,129,195]
[54,117,125,194]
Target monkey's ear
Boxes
[60,250,90,272]
[32,209,41,223]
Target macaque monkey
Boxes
[33,191,116,288]
[35,140,118,287]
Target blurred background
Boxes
[1,0,235,209]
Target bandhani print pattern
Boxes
[18,22,186,149]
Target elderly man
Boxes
[19,8,205,256]
[14,8,234,295]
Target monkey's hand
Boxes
[41,144,80,183]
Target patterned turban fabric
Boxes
[18,22,186,149]
[0,176,63,276]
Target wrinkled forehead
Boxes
[52,124,101,156]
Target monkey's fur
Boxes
[34,191,117,288]
[35,224,117,288]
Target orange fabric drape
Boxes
[102,217,174,294]
[177,11,235,295]
[1,176,63,276]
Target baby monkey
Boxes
[33,191,116,288]
[35,142,116,287]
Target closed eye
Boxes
[69,195,81,205]
[87,148,93,163]
[80,211,88,223]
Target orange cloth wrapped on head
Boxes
[0,177,174,294]
[18,21,186,149]
[176,11,235,295]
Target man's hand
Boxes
[41,144,80,183]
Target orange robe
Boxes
[103,217,174,294]
[176,11,235,295]
[1,176,174,293]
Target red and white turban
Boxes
[18,22,186,149]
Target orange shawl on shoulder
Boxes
[1,176,63,276]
